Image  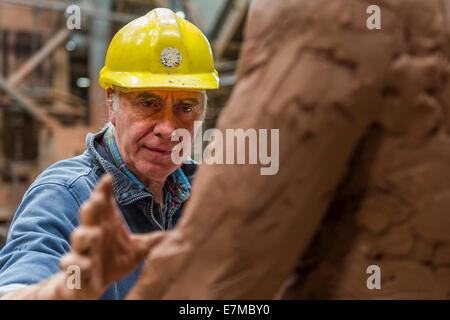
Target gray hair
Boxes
[111,86,121,113]
[109,86,208,120]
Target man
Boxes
[0,8,219,299]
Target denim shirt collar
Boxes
[85,126,195,206]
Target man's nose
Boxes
[153,105,176,139]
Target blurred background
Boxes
[0,0,250,247]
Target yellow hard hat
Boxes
[99,8,219,90]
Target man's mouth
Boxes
[144,146,172,155]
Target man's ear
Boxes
[106,88,117,126]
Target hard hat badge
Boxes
[160,47,182,68]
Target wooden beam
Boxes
[1,0,137,23]
[23,88,86,107]
[0,75,60,130]
[184,0,205,31]
[212,0,249,61]
[7,28,70,87]
[50,89,86,106]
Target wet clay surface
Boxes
[127,0,450,299]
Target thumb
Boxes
[130,232,167,259]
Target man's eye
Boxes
[180,105,193,112]
[142,101,159,107]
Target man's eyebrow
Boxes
[177,98,199,105]
[136,93,162,100]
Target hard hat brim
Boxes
[99,68,220,91]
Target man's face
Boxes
[108,88,204,185]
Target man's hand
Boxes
[1,174,166,300]
[59,174,166,299]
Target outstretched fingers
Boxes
[70,226,102,255]
[80,174,116,226]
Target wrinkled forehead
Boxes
[119,88,204,102]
